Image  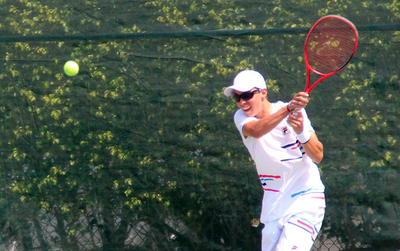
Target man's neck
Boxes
[255,100,272,119]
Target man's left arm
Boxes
[287,112,323,164]
[301,132,323,164]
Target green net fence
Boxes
[0,0,399,250]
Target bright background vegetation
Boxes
[0,0,399,250]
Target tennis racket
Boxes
[304,15,358,94]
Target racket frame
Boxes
[304,15,359,94]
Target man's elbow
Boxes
[244,128,263,139]
[251,132,264,139]
[313,152,324,164]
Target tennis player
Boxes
[224,70,326,251]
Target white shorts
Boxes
[261,205,325,251]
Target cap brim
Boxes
[223,87,235,96]
[224,86,256,96]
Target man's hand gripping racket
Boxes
[304,15,359,94]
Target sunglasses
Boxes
[233,89,260,102]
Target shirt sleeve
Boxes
[233,109,258,138]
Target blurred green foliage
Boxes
[0,0,399,250]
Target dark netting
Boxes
[0,1,399,250]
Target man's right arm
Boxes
[242,92,310,139]
[242,106,291,138]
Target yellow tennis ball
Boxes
[64,60,79,76]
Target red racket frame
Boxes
[304,15,359,94]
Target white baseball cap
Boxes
[223,70,267,96]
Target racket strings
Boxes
[306,19,357,74]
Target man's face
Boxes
[233,88,264,117]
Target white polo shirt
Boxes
[234,101,325,222]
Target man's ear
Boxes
[261,88,268,98]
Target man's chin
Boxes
[243,108,254,116]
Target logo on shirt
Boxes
[282,126,290,135]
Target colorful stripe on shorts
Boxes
[288,216,319,241]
